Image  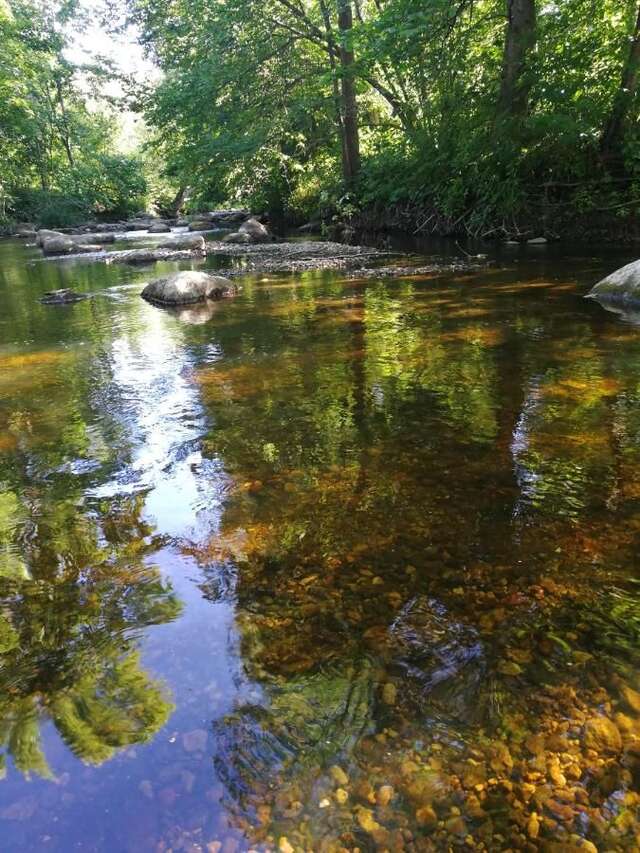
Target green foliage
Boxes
[0,0,148,225]
[126,0,640,231]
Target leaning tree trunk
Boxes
[337,0,360,184]
[168,185,187,216]
[497,0,537,119]
[600,2,640,171]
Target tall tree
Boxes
[336,0,360,182]
[497,0,537,118]
[600,0,640,169]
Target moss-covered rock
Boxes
[587,259,640,304]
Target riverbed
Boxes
[1,234,639,851]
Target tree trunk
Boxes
[600,2,640,170]
[497,0,536,119]
[54,78,74,168]
[168,185,187,215]
[337,0,360,183]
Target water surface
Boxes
[1,236,640,851]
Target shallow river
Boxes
[1,235,640,852]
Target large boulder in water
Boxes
[148,222,171,233]
[239,217,271,242]
[223,217,272,244]
[72,232,116,245]
[587,259,640,305]
[141,271,238,305]
[36,229,64,247]
[158,234,205,251]
[42,236,102,255]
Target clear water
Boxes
[1,236,640,851]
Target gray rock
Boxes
[222,217,272,244]
[158,234,206,251]
[208,208,249,225]
[72,232,116,245]
[148,223,171,233]
[106,248,204,265]
[42,237,102,255]
[222,231,252,244]
[238,217,271,242]
[36,229,65,247]
[587,259,640,305]
[40,288,88,304]
[527,236,548,245]
[188,220,215,232]
[141,271,238,305]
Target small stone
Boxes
[445,816,467,836]
[330,765,349,786]
[256,804,271,825]
[335,788,349,804]
[527,813,540,839]
[565,763,582,781]
[319,798,331,808]
[545,799,574,822]
[207,844,222,853]
[548,760,566,787]
[619,683,640,715]
[356,807,381,834]
[278,839,294,853]
[584,717,622,754]
[416,805,437,827]
[497,660,522,677]
[570,839,597,853]
[376,785,394,807]
[382,682,397,705]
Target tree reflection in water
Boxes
[0,490,181,779]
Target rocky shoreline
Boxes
[37,238,489,279]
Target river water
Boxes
[0,234,639,851]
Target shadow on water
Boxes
[3,237,640,849]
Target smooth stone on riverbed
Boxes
[141,271,238,305]
[148,223,171,233]
[584,716,622,753]
[587,258,640,305]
